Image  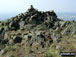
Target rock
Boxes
[19,21,26,30]
[9,39,14,45]
[0,39,8,45]
[27,5,38,13]
[29,17,37,24]
[17,13,24,20]
[51,33,61,43]
[56,45,63,50]
[72,30,76,35]
[0,49,8,55]
[60,21,66,28]
[9,21,19,30]
[37,32,45,38]
[60,21,71,28]
[49,10,57,18]
[54,21,60,29]
[0,50,5,55]
[4,32,9,40]
[61,21,76,35]
[13,36,22,43]
[61,27,70,35]
[23,35,28,40]
[44,19,52,28]
[24,24,36,30]
[29,50,34,53]
[0,34,4,40]
[35,31,42,36]
[28,35,32,40]
[32,42,40,49]
[0,27,4,34]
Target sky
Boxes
[0,0,76,20]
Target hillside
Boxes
[0,5,76,57]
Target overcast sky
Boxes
[0,0,76,20]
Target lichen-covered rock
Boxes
[19,21,26,30]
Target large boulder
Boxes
[9,21,20,30]
[13,36,22,43]
[29,14,40,24]
[46,10,57,18]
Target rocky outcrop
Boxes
[0,5,76,57]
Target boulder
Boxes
[37,32,45,38]
[60,21,71,28]
[23,35,28,40]
[0,27,4,34]
[19,21,26,30]
[0,39,8,45]
[27,5,38,13]
[0,49,7,55]
[46,10,57,18]
[56,45,63,50]
[13,36,22,43]
[9,21,19,30]
[61,27,70,35]
[9,39,14,45]
[51,33,61,43]
[24,24,36,30]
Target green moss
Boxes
[10,55,15,57]
[44,48,60,57]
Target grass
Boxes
[44,43,60,57]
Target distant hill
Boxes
[57,12,76,21]
[0,13,19,21]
